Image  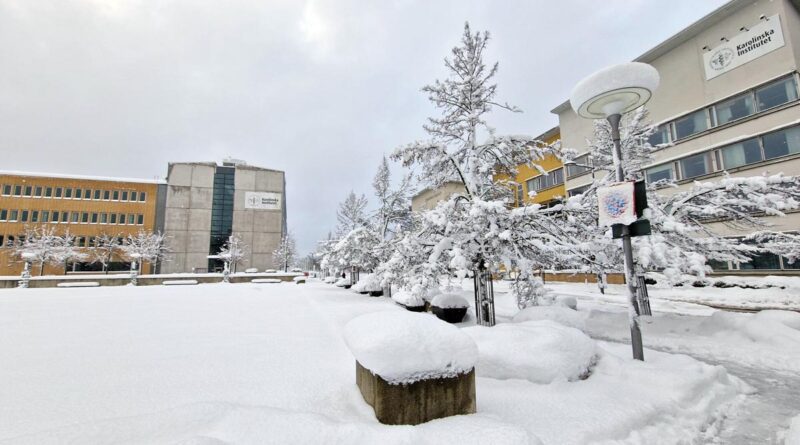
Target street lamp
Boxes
[570,62,659,361]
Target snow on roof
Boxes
[343,311,477,384]
[0,170,166,184]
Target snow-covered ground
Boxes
[0,280,766,444]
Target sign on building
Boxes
[703,15,784,80]
[245,191,282,210]
[597,182,637,227]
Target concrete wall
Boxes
[411,182,466,212]
[162,163,215,273]
[232,165,285,271]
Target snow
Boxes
[323,276,337,284]
[162,280,199,285]
[293,276,307,283]
[56,281,100,287]
[335,277,349,287]
[512,305,588,330]
[0,169,166,184]
[343,311,477,384]
[570,62,660,116]
[785,414,800,445]
[465,320,597,383]
[391,289,425,307]
[430,292,469,308]
[252,278,282,284]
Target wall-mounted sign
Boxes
[703,15,784,80]
[245,191,282,210]
[597,182,636,227]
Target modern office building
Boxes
[161,160,286,273]
[552,0,800,273]
[500,126,565,208]
[0,171,166,276]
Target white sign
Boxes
[597,182,636,227]
[245,192,282,210]
[703,15,784,80]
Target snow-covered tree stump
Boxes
[344,311,477,425]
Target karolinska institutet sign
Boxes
[245,191,282,210]
[703,14,784,80]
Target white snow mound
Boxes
[344,311,477,384]
[392,290,424,307]
[697,310,800,349]
[785,413,800,445]
[512,306,588,331]
[431,293,469,309]
[464,320,597,383]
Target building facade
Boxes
[499,127,565,207]
[552,0,800,273]
[0,171,166,276]
[411,182,466,212]
[161,160,286,273]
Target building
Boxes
[161,160,286,273]
[0,171,166,276]
[552,0,800,273]
[411,182,466,212]
[497,126,565,207]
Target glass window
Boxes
[52,211,60,222]
[137,214,144,225]
[714,93,754,125]
[139,192,146,202]
[31,210,39,222]
[65,188,73,198]
[118,213,125,224]
[62,212,69,223]
[674,109,709,139]
[680,152,712,179]
[75,188,82,199]
[566,154,592,178]
[41,210,49,222]
[6,235,14,246]
[55,187,63,198]
[93,189,101,200]
[91,213,98,224]
[81,212,89,223]
[762,126,800,160]
[72,212,79,223]
[755,77,798,111]
[784,257,800,270]
[23,186,32,196]
[13,185,22,196]
[45,187,52,197]
[103,190,110,200]
[21,210,29,222]
[740,252,781,270]
[0,209,6,220]
[130,191,138,201]
[110,213,117,224]
[648,125,671,147]
[113,190,119,200]
[1,184,9,195]
[646,164,674,183]
[568,185,590,197]
[78,237,86,247]
[83,189,91,199]
[127,214,135,224]
[121,191,129,201]
[34,186,43,197]
[721,138,763,169]
[9,210,18,221]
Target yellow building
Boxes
[0,171,165,276]
[497,126,565,207]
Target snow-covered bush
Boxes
[392,289,425,308]
[334,278,349,287]
[431,293,469,309]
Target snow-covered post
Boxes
[570,62,660,361]
[18,252,36,288]
[222,260,231,283]
[473,258,495,326]
[129,253,141,286]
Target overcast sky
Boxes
[0,0,729,254]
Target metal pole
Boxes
[608,113,645,361]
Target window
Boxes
[68,212,76,223]
[110,213,117,224]
[91,213,98,224]
[103,190,110,200]
[77,237,86,247]
[55,187,63,198]
[100,213,107,224]
[526,169,564,192]
[1,184,9,195]
[112,190,119,200]
[45,187,52,197]
[9,210,18,221]
[707,259,730,271]
[646,163,674,183]
[13,185,21,196]
[721,138,762,169]
[81,212,89,223]
[714,93,754,125]
[121,191,129,201]
[65,188,73,198]
[41,211,49,223]
[139,192,146,202]
[137,214,144,225]
[784,257,800,270]
[31,210,39,222]
[0,235,3,247]
[75,188,82,199]
[674,109,709,139]
[63,212,71,223]
[52,211,60,223]
[34,186,43,197]
[568,185,590,197]
[0,209,6,220]
[566,154,593,178]
[755,76,798,111]
[648,125,671,147]
[762,126,800,160]
[93,189,101,200]
[23,186,32,197]
[127,214,135,225]
[118,213,125,224]
[130,191,138,201]
[680,152,714,179]
[84,189,92,199]
[6,235,13,246]
[740,252,781,270]
[21,210,29,222]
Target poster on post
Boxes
[597,182,636,227]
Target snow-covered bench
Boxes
[57,282,100,288]
[344,311,477,425]
[252,278,282,284]
[162,280,199,286]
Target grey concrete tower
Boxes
[161,160,286,273]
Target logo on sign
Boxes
[709,48,734,71]
[244,191,282,210]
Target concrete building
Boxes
[0,171,166,275]
[411,182,466,212]
[162,160,286,273]
[552,0,800,273]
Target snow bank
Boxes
[431,293,469,309]
[696,310,800,349]
[323,276,336,284]
[512,306,588,331]
[334,278,349,287]
[464,320,597,383]
[392,289,424,307]
[343,311,477,384]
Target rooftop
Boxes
[0,170,166,184]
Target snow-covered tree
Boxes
[336,192,370,237]
[385,22,559,325]
[92,233,123,274]
[273,232,297,272]
[218,234,248,281]
[121,231,169,274]
[372,156,414,240]
[13,227,60,276]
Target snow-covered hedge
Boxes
[512,306,587,331]
[464,320,597,383]
[344,311,477,384]
[431,293,469,309]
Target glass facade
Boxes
[208,166,235,271]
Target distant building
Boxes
[161,160,286,273]
[495,126,564,207]
[552,0,800,273]
[411,182,466,212]
[0,171,166,275]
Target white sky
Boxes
[0,0,729,253]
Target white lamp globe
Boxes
[570,62,660,119]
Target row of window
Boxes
[0,209,145,225]
[709,253,800,271]
[645,124,800,183]
[1,234,126,248]
[1,184,147,202]
[648,75,799,146]
[525,168,564,194]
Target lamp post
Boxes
[570,62,659,361]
